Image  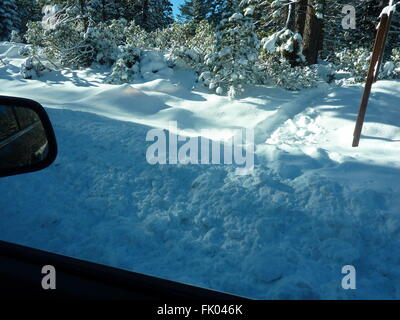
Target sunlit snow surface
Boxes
[1,42,400,299]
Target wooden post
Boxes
[374,7,395,83]
[352,13,391,147]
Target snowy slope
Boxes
[1,42,400,299]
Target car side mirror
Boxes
[0,96,57,178]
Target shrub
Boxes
[124,21,151,49]
[25,7,129,68]
[259,55,318,90]
[379,48,400,80]
[198,8,261,99]
[164,21,214,69]
[107,45,141,84]
[332,48,371,83]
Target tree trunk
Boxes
[285,3,301,66]
[295,0,308,35]
[302,0,325,65]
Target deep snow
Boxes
[1,42,400,299]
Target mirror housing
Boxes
[0,96,57,178]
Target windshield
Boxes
[1,0,400,300]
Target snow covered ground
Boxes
[1,42,400,299]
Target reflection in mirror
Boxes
[0,105,49,171]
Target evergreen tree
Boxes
[155,0,174,29]
[134,0,173,31]
[178,0,228,24]
[178,0,209,22]
[15,0,42,35]
[31,0,174,31]
[0,0,19,40]
[199,0,260,98]
[85,0,119,25]
[255,0,306,66]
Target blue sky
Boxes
[171,0,186,16]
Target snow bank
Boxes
[140,50,174,81]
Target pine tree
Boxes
[255,0,306,66]
[178,0,229,25]
[134,0,173,31]
[199,0,260,98]
[155,0,174,29]
[0,0,19,40]
[192,0,208,22]
[178,0,209,22]
[15,0,42,35]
